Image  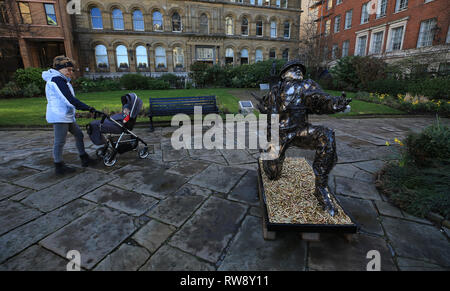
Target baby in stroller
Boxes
[87,93,149,166]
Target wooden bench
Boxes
[148,95,219,132]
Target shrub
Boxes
[159,73,184,88]
[13,67,46,94]
[120,74,149,90]
[23,83,42,97]
[0,81,22,98]
[73,77,121,93]
[147,79,170,90]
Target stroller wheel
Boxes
[138,146,149,159]
[103,149,117,167]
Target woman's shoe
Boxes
[80,153,97,167]
[54,162,76,175]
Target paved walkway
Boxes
[0,117,449,271]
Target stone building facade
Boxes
[73,0,302,78]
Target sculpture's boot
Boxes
[314,186,338,217]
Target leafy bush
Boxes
[73,77,121,93]
[159,73,184,88]
[120,74,149,90]
[0,81,22,98]
[147,79,170,90]
[404,119,450,166]
[13,67,46,94]
[23,83,41,97]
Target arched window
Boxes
[241,17,248,36]
[136,46,148,69]
[199,13,208,34]
[173,47,184,69]
[225,16,233,35]
[257,0,263,6]
[116,45,129,69]
[172,12,182,32]
[276,0,281,7]
[282,48,289,61]
[155,46,166,68]
[284,21,290,38]
[250,0,255,5]
[240,49,248,65]
[153,11,163,31]
[133,10,144,31]
[270,21,277,38]
[90,7,103,29]
[225,48,234,65]
[112,9,124,30]
[255,49,263,63]
[269,49,276,59]
[256,19,263,36]
[282,0,288,8]
[95,45,108,68]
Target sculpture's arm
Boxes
[303,90,351,115]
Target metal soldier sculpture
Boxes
[258,60,351,216]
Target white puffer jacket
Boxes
[42,69,76,123]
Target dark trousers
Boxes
[53,122,86,163]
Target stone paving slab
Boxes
[0,182,26,201]
[140,244,215,271]
[0,245,68,271]
[220,149,257,165]
[381,216,450,267]
[40,207,136,270]
[169,196,247,263]
[166,159,210,177]
[189,164,247,193]
[219,216,307,271]
[0,166,40,183]
[335,176,382,201]
[227,170,259,206]
[83,185,158,216]
[352,160,386,174]
[94,243,150,271]
[14,167,83,191]
[146,184,211,227]
[375,200,404,219]
[0,200,43,236]
[0,199,96,263]
[22,170,114,212]
[308,233,397,271]
[397,257,448,271]
[132,220,176,253]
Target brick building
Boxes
[0,0,77,85]
[311,0,450,72]
[72,0,301,78]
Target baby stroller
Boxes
[87,93,149,166]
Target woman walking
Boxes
[42,55,97,175]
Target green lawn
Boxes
[0,88,404,127]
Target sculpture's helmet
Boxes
[279,59,306,78]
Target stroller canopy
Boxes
[121,93,143,119]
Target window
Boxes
[327,0,332,10]
[264,0,270,6]
[361,3,369,24]
[395,0,408,12]
[90,7,103,29]
[332,44,339,59]
[270,21,277,38]
[325,20,331,36]
[116,45,129,69]
[225,48,234,65]
[284,21,290,38]
[199,13,208,34]
[112,9,124,30]
[447,24,450,44]
[18,2,32,24]
[342,40,350,57]
[389,26,404,51]
[276,0,280,8]
[334,15,341,33]
[255,49,263,63]
[172,12,182,32]
[173,47,184,69]
[282,49,289,61]
[250,0,255,4]
[258,0,263,6]
[241,17,248,35]
[345,10,352,29]
[256,19,263,36]
[155,46,166,68]
[417,18,436,48]
[133,10,144,31]
[370,31,384,54]
[136,46,148,69]
[281,0,288,8]
[225,16,233,35]
[269,49,276,59]
[44,4,57,25]
[196,47,214,61]
[240,49,248,65]
[356,35,367,56]
[0,1,8,24]
[153,11,163,31]
[337,0,343,4]
[377,0,387,18]
[95,45,108,68]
